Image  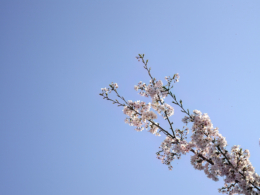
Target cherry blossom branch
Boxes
[136,54,260,194]
[100,54,260,195]
[137,54,260,194]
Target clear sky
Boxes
[0,1,260,195]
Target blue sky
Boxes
[0,1,260,195]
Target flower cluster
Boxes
[134,79,175,119]
[191,110,227,150]
[165,73,180,84]
[123,100,160,135]
[157,127,192,170]
[100,87,111,95]
[100,82,119,96]
[151,101,174,119]
[186,110,260,195]
[110,82,119,89]
[134,80,168,101]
